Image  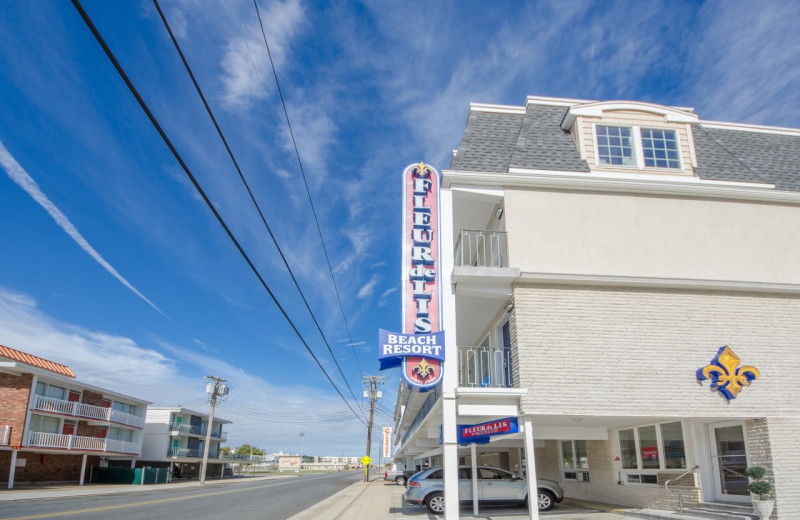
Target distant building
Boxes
[138,406,231,479]
[0,344,149,488]
[276,454,314,472]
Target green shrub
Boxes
[745,466,774,500]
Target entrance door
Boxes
[708,423,749,503]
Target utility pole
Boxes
[363,375,384,482]
[200,376,228,485]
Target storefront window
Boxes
[661,421,686,469]
[618,421,687,483]
[619,429,637,469]
[561,440,590,481]
[639,425,660,469]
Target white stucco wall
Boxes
[504,188,800,285]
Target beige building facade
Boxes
[392,96,800,519]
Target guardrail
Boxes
[454,230,508,268]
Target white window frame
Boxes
[560,439,589,482]
[593,124,683,171]
[615,420,687,485]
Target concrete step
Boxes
[622,503,758,520]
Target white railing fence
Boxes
[33,395,144,428]
[458,345,513,388]
[454,230,508,268]
[27,431,141,454]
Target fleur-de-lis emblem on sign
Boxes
[412,358,435,381]
[413,162,432,178]
[697,346,760,400]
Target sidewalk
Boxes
[287,478,629,520]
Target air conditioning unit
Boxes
[0,425,10,445]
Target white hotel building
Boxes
[391,96,800,519]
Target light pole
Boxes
[297,433,305,473]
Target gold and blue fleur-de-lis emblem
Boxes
[412,161,432,178]
[412,358,435,381]
[696,345,759,400]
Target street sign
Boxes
[361,456,372,466]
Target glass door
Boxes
[708,423,749,502]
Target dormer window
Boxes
[596,125,681,170]
[596,126,635,166]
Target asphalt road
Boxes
[0,472,362,520]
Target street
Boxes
[0,472,361,520]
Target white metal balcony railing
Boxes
[26,431,141,455]
[167,448,221,458]
[168,423,227,439]
[33,395,145,428]
[458,345,513,388]
[454,230,508,268]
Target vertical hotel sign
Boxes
[378,162,444,389]
[382,427,392,459]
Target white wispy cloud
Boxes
[0,287,366,454]
[218,0,306,110]
[0,141,166,317]
[377,286,398,308]
[356,274,379,299]
[685,0,800,126]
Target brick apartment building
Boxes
[0,345,149,488]
[392,96,799,519]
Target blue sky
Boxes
[1,0,799,458]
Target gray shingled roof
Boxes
[449,111,524,172]
[508,105,590,172]
[693,125,800,192]
[450,101,800,193]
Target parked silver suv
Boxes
[403,466,563,514]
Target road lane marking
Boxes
[1,479,301,520]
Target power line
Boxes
[69,0,366,427]
[251,0,364,378]
[151,0,365,419]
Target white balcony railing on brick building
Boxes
[26,431,141,455]
[32,395,145,429]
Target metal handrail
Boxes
[665,464,699,514]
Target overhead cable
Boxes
[152,0,365,419]
[69,0,366,427]
[251,0,364,377]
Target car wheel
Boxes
[537,489,555,511]
[395,475,406,486]
[425,491,445,515]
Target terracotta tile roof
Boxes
[0,344,76,378]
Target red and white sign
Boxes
[398,162,444,389]
[383,427,392,458]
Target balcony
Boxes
[32,395,145,429]
[167,448,202,458]
[26,431,140,455]
[458,345,513,388]
[169,423,227,439]
[455,230,508,268]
